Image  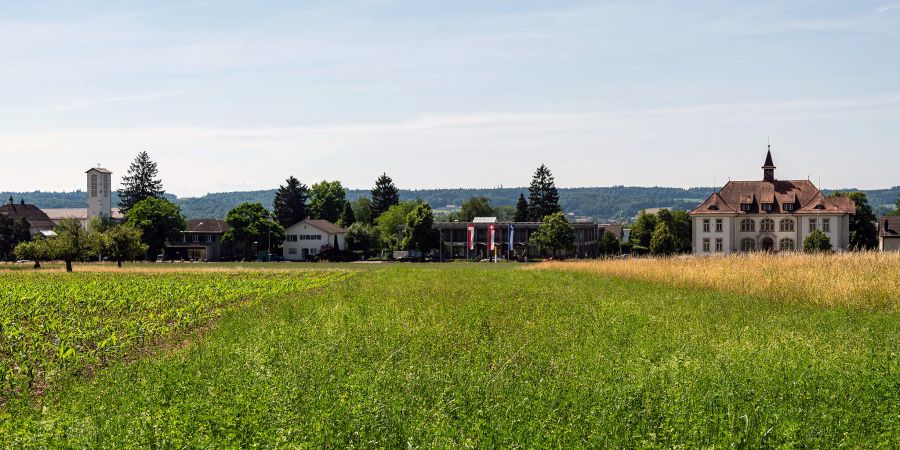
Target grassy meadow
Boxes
[0,259,898,447]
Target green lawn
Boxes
[2,266,898,447]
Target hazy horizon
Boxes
[3,1,899,196]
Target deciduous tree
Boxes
[402,202,438,254]
[530,212,574,258]
[629,211,658,251]
[460,196,495,222]
[376,201,419,250]
[223,203,284,260]
[351,197,374,224]
[308,180,347,223]
[829,192,877,250]
[125,197,186,260]
[803,229,832,253]
[104,224,148,268]
[599,230,621,256]
[649,222,676,256]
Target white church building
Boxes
[43,167,124,227]
[690,149,856,254]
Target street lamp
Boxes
[253,241,258,262]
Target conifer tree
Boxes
[339,201,356,228]
[527,164,561,221]
[371,173,400,219]
[118,151,165,213]
[273,176,309,227]
[514,193,529,222]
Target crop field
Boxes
[1,259,898,447]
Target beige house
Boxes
[282,219,347,261]
[880,217,900,252]
[690,149,855,254]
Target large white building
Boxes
[44,167,124,227]
[282,219,347,261]
[690,149,855,254]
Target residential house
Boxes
[283,219,347,261]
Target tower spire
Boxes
[762,145,776,181]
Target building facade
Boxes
[690,149,855,255]
[282,219,347,261]
[167,219,235,261]
[44,167,124,228]
[432,218,599,260]
[0,197,57,236]
[880,216,900,252]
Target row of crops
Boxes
[0,270,348,403]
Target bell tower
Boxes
[762,146,776,182]
[86,167,113,219]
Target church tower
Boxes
[86,167,113,219]
[762,146,776,182]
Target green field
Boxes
[1,264,898,447]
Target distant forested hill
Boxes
[4,186,898,222]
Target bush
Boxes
[803,230,832,253]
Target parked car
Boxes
[15,259,33,264]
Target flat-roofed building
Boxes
[432,218,599,260]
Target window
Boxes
[703,238,710,252]
[741,203,752,212]
[288,248,297,255]
[809,219,818,232]
[780,238,796,252]
[715,238,723,252]
[191,234,199,243]
[783,203,794,211]
[779,219,794,232]
[103,176,110,197]
[90,174,98,197]
[761,203,773,211]
[287,235,298,242]
[741,238,756,252]
[822,218,831,233]
[309,248,317,255]
[740,219,755,232]
[760,218,775,232]
[715,219,723,233]
[703,219,710,232]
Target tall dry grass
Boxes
[537,252,900,310]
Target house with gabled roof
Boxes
[282,219,347,261]
[689,148,855,254]
[880,216,900,252]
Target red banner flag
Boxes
[467,225,475,250]
[488,224,496,251]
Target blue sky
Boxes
[1,0,899,196]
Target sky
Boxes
[1,0,899,197]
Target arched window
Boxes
[760,218,775,232]
[740,238,756,252]
[780,238,796,252]
[740,219,755,232]
[779,218,794,232]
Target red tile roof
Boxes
[691,179,855,216]
[0,202,56,230]
[304,219,347,234]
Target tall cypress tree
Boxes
[371,173,400,219]
[273,176,309,227]
[339,201,356,228]
[527,164,561,221]
[514,193,529,222]
[118,151,165,213]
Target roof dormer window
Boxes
[814,204,825,210]
[761,203,773,211]
[741,203,752,211]
[783,203,794,211]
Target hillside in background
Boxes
[3,186,898,222]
